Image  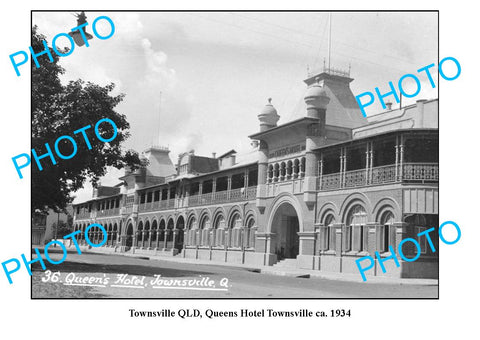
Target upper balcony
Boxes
[318,162,438,191]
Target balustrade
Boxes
[318,163,438,190]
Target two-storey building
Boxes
[72,67,438,279]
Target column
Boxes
[367,222,381,255]
[339,148,345,187]
[163,230,168,249]
[395,135,400,180]
[399,134,404,180]
[227,176,232,200]
[172,229,177,251]
[256,141,268,209]
[365,143,370,185]
[244,169,249,197]
[318,155,323,190]
[155,230,160,250]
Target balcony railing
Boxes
[317,163,438,191]
[188,187,257,207]
[139,199,175,212]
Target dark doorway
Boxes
[285,216,299,258]
[175,216,185,253]
[271,202,300,260]
[125,223,133,250]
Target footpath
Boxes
[77,247,438,286]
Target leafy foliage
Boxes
[32,26,141,213]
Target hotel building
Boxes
[72,68,439,279]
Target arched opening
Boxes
[380,210,394,252]
[126,223,134,250]
[270,202,300,259]
[158,219,166,247]
[136,221,144,248]
[229,213,242,248]
[107,223,113,246]
[345,204,367,252]
[213,214,225,247]
[144,220,151,248]
[151,220,158,249]
[113,223,118,246]
[321,213,336,251]
[166,218,174,247]
[245,216,257,248]
[175,216,185,252]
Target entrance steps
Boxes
[272,258,298,269]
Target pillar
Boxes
[164,230,169,249]
[367,223,381,254]
[256,141,268,209]
[155,231,160,250]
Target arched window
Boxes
[322,213,336,251]
[245,216,256,248]
[214,215,225,229]
[345,205,367,252]
[188,216,197,230]
[200,216,210,246]
[213,214,226,247]
[380,210,395,253]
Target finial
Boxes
[268,98,272,104]
[323,58,326,70]
[306,64,310,76]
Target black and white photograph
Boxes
[0,1,477,338]
[29,11,439,299]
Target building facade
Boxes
[72,68,439,279]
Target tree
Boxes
[31,25,142,214]
[51,215,73,239]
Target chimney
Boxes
[385,102,392,111]
[416,99,427,128]
[212,152,216,159]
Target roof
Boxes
[249,117,319,139]
[217,149,237,159]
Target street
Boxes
[31,250,438,298]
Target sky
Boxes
[32,11,438,203]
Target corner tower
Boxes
[304,68,367,128]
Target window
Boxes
[154,190,160,202]
[380,211,395,253]
[416,227,427,254]
[140,193,146,204]
[147,192,152,203]
[323,214,335,251]
[345,225,352,251]
[345,205,367,252]
[161,189,168,200]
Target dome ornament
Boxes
[257,97,280,132]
